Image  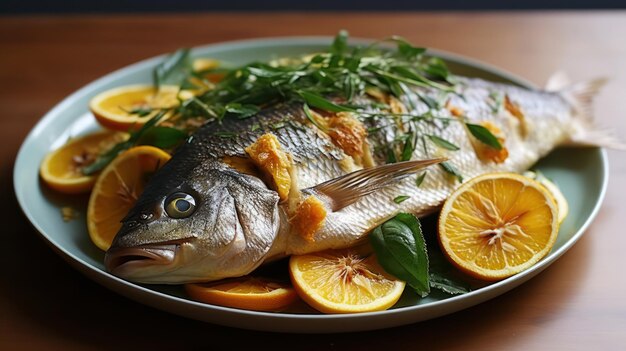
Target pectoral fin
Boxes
[309,158,445,211]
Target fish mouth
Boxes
[105,242,183,281]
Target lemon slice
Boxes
[185,277,298,312]
[289,249,405,313]
[87,146,171,251]
[438,172,559,281]
[39,130,128,194]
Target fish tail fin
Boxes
[310,158,445,211]
[546,72,624,150]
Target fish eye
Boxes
[165,192,196,219]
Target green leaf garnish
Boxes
[331,29,349,55]
[390,36,427,59]
[302,103,325,130]
[415,172,427,187]
[137,126,187,149]
[224,103,260,119]
[466,123,502,150]
[489,91,504,113]
[215,131,237,138]
[370,213,430,297]
[400,132,415,161]
[393,195,410,204]
[298,91,355,113]
[82,111,168,175]
[439,161,463,182]
[154,48,191,89]
[427,134,460,151]
[429,273,470,295]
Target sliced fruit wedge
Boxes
[185,277,298,312]
[289,249,405,313]
[438,172,559,281]
[87,145,171,251]
[39,130,128,194]
[89,84,192,131]
[524,170,569,224]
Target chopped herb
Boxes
[298,91,355,113]
[400,132,415,161]
[489,91,504,113]
[123,107,153,117]
[429,273,470,295]
[439,161,463,182]
[271,122,286,130]
[137,126,187,149]
[250,124,261,132]
[418,93,440,110]
[331,29,349,55]
[225,103,260,119]
[427,134,460,151]
[466,123,502,150]
[302,103,325,130]
[393,195,410,204]
[415,172,427,187]
[82,111,168,175]
[154,48,192,89]
[215,131,236,138]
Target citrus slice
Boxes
[524,170,569,224]
[438,172,559,281]
[289,249,406,314]
[39,130,128,194]
[185,277,298,312]
[89,84,192,131]
[87,146,171,251]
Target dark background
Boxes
[2,0,626,13]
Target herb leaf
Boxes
[393,195,410,204]
[298,91,355,113]
[154,48,191,89]
[82,111,168,175]
[429,273,470,295]
[427,134,460,151]
[415,172,427,187]
[439,161,463,182]
[391,36,427,59]
[303,103,325,130]
[331,30,349,55]
[225,103,260,119]
[370,213,430,297]
[466,123,502,150]
[137,126,187,149]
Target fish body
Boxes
[105,75,605,284]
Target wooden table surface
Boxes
[2,11,625,350]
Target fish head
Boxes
[104,162,281,284]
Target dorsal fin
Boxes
[309,158,445,211]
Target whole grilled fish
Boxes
[104,74,612,284]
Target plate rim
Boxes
[13,36,609,332]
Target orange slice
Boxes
[524,170,569,224]
[87,146,171,251]
[89,84,192,131]
[39,130,128,194]
[289,249,405,314]
[185,277,298,312]
[438,172,559,281]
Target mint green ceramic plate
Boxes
[14,38,608,333]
